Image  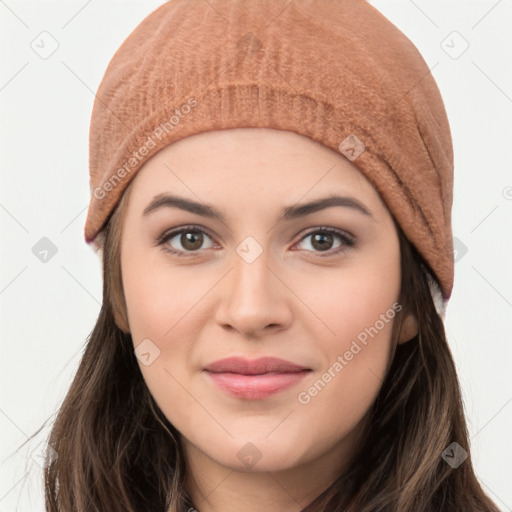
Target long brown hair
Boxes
[24,179,500,511]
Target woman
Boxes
[39,0,502,510]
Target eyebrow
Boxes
[142,193,374,222]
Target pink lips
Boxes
[203,356,311,400]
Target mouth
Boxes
[203,357,312,400]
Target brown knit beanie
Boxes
[84,0,454,316]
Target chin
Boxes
[202,434,313,473]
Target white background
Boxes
[1,1,511,510]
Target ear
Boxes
[397,311,418,344]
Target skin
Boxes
[119,127,418,512]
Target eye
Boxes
[157,225,355,258]
[157,225,216,257]
[294,227,355,257]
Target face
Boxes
[120,128,412,479]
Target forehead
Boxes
[125,127,386,213]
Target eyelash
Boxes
[156,224,355,258]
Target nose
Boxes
[214,247,293,338]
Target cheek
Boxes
[121,253,213,398]
[122,260,206,433]
[122,249,203,343]
[295,245,401,347]
[293,249,401,426]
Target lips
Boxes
[204,356,310,374]
[203,357,311,400]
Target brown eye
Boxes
[295,228,354,256]
[179,230,204,251]
[311,232,335,251]
[158,227,216,256]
